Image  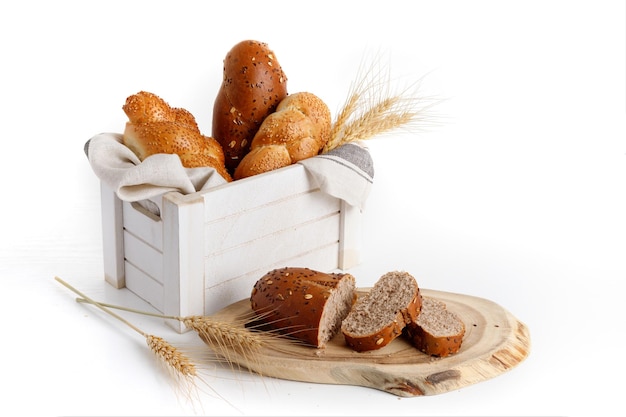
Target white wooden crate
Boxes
[100,164,362,332]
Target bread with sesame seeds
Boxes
[403,296,465,357]
[250,267,356,348]
[341,271,422,352]
[233,91,331,180]
[212,40,288,175]
[121,91,232,182]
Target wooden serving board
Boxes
[203,289,531,397]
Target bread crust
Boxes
[341,271,422,352]
[212,40,288,174]
[250,267,355,348]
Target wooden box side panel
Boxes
[196,164,363,313]
[199,165,318,221]
[123,230,164,284]
[122,201,163,251]
[203,242,340,315]
[204,213,341,288]
[124,261,164,312]
[204,189,340,254]
[106,196,166,312]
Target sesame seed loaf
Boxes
[122,91,232,181]
[403,297,465,357]
[341,271,422,352]
[233,92,331,180]
[250,267,356,348]
[212,40,288,175]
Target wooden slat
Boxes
[123,231,163,285]
[203,213,340,288]
[122,201,163,251]
[203,242,340,314]
[124,261,164,312]
[204,189,339,253]
[200,165,318,222]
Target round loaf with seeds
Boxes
[212,40,288,175]
[250,267,356,348]
[341,271,422,352]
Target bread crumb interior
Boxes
[342,271,417,335]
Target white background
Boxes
[1,1,624,416]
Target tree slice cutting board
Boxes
[203,288,531,397]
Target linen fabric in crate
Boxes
[85,132,374,209]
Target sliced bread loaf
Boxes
[250,267,356,348]
[404,296,465,357]
[341,271,422,352]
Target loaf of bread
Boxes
[403,297,465,357]
[122,91,232,181]
[250,267,356,348]
[233,92,331,180]
[341,271,422,352]
[212,40,288,175]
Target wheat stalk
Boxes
[323,51,440,153]
[54,277,197,379]
[72,296,277,374]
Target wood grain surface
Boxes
[203,288,531,397]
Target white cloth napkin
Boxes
[85,132,373,208]
[85,133,228,201]
[297,142,374,208]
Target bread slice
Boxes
[404,297,465,357]
[250,267,356,348]
[341,271,422,352]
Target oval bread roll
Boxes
[212,40,288,174]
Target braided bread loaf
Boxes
[233,92,331,180]
[122,91,232,182]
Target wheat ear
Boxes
[323,52,440,153]
[54,277,197,377]
[74,297,273,372]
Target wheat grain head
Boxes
[324,50,441,153]
[146,334,198,377]
[183,316,269,370]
